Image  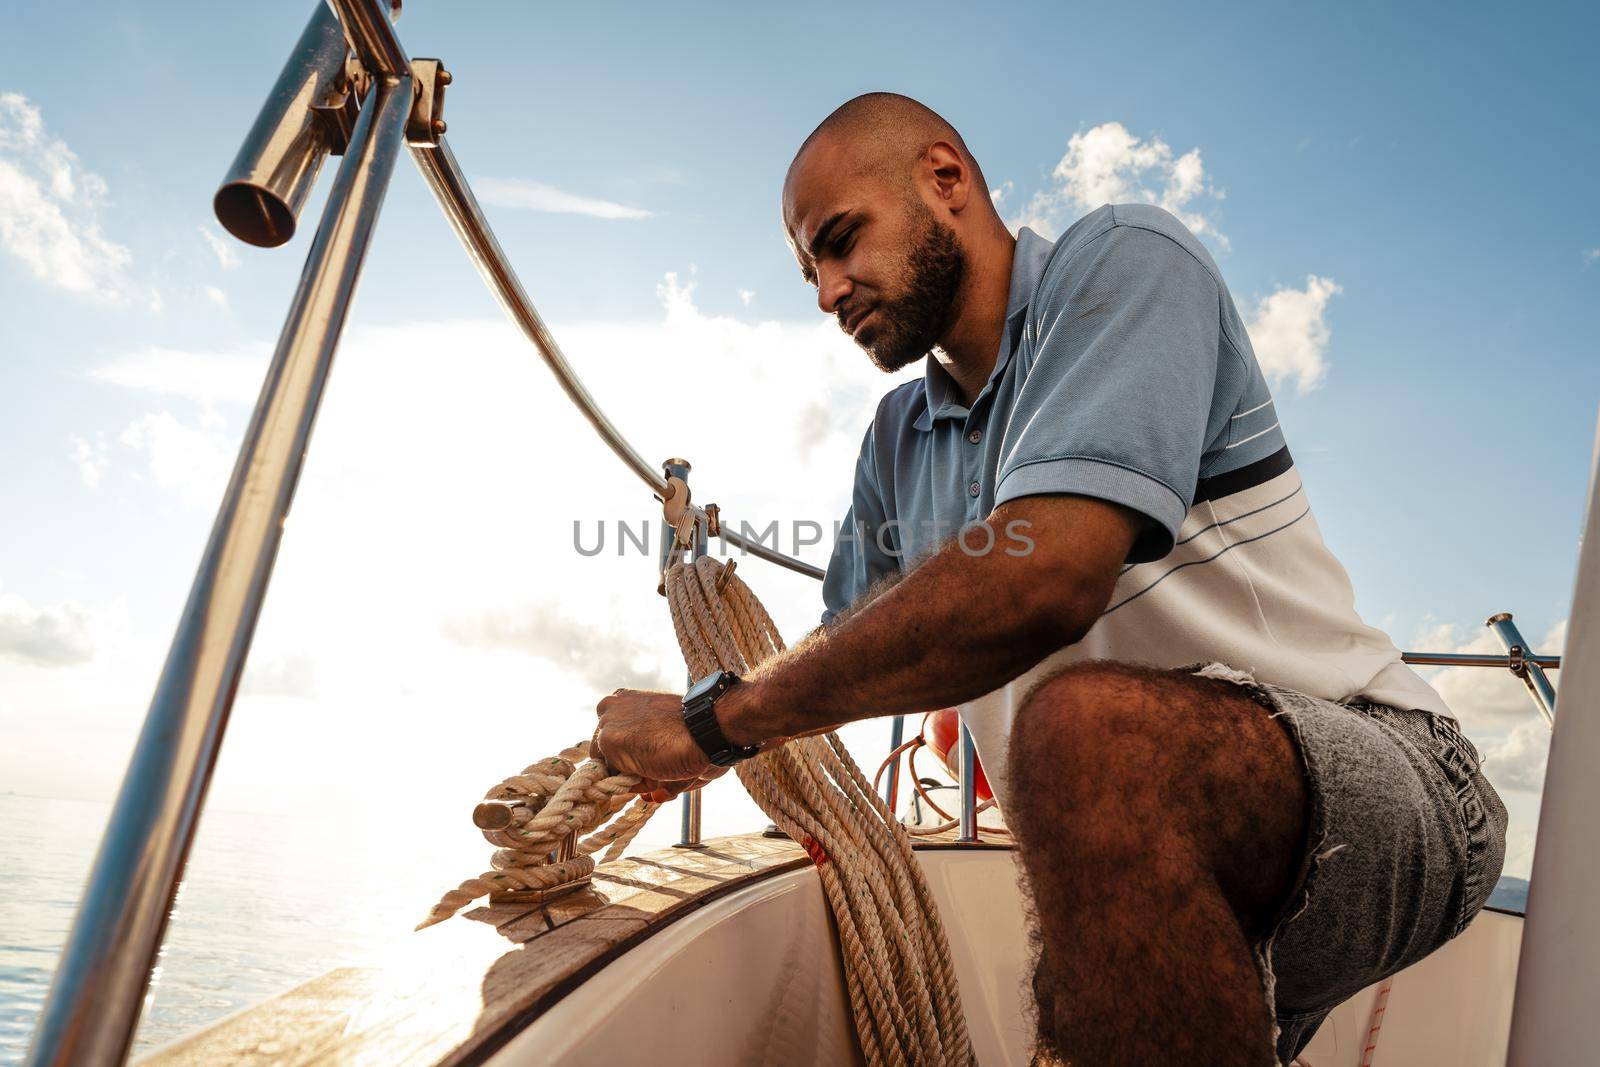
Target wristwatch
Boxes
[682,670,759,766]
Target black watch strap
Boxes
[682,671,758,767]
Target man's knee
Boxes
[1007,660,1169,801]
[1007,660,1309,925]
[1005,660,1288,840]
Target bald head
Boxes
[787,92,988,198]
[782,93,1014,377]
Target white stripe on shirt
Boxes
[1226,421,1281,449]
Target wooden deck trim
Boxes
[138,832,1006,1066]
[448,845,814,1067]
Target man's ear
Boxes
[924,141,971,212]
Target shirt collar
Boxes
[914,226,1054,431]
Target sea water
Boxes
[0,792,488,1063]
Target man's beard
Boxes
[857,208,966,373]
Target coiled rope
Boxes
[416,745,659,925]
[421,554,974,1067]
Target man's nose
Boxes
[816,266,851,316]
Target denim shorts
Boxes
[1191,665,1510,1065]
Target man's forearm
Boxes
[718,500,1133,747]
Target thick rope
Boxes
[417,744,659,929]
[421,555,973,1066]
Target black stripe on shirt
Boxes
[1194,446,1294,505]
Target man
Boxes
[592,93,1506,1065]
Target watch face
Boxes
[685,671,723,703]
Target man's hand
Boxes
[592,688,724,802]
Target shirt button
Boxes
[968,481,981,498]
[967,429,982,444]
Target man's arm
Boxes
[815,567,901,631]
[596,221,1225,786]
[592,494,1139,786]
[719,494,1139,746]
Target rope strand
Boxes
[420,556,973,1066]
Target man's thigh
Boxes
[1234,679,1509,1058]
[1008,659,1309,928]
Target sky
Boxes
[2,0,1598,891]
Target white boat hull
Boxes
[493,847,1524,1066]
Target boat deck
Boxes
[139,832,1001,1066]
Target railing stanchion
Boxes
[1487,613,1558,724]
[957,723,980,843]
[661,459,706,850]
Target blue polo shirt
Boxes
[819,204,1447,809]
[823,204,1284,616]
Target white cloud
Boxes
[443,603,678,692]
[81,347,262,506]
[34,275,910,833]
[737,288,755,306]
[240,653,315,698]
[89,344,267,408]
[0,583,95,666]
[202,285,227,307]
[998,122,1342,389]
[476,178,653,220]
[795,400,834,460]
[1483,718,1552,794]
[1584,248,1600,266]
[1239,275,1341,394]
[69,433,108,488]
[199,225,240,270]
[0,92,134,299]
[1011,122,1225,246]
[119,410,235,507]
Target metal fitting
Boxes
[406,58,450,146]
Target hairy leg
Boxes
[1006,662,1308,1067]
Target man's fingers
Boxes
[631,779,676,803]
[629,777,701,803]
[695,764,731,786]
[596,688,632,718]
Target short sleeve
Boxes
[994,224,1225,563]
[821,426,899,625]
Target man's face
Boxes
[784,141,966,373]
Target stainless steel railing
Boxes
[408,135,825,580]
[27,4,824,1059]
[25,57,414,1066]
[1484,613,1558,723]
[912,618,1566,847]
